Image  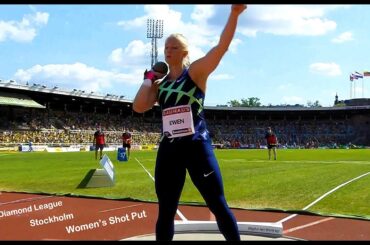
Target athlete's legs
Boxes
[155,140,187,241]
[187,140,240,241]
[273,147,277,160]
[268,147,271,160]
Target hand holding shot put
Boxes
[144,61,169,84]
[133,61,168,112]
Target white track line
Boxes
[283,217,334,234]
[278,171,370,224]
[135,157,155,181]
[99,204,144,213]
[0,195,54,206]
[134,157,188,221]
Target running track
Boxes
[0,192,369,240]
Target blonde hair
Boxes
[166,33,190,68]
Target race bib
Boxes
[162,105,195,138]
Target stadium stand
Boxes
[1,80,369,151]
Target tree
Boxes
[307,100,322,107]
[228,97,261,107]
[334,102,346,107]
[241,97,261,107]
[228,99,241,107]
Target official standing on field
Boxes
[265,127,278,160]
[94,128,105,160]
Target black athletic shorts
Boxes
[96,144,104,150]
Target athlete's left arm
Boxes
[189,4,247,91]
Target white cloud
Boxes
[120,5,218,48]
[109,40,152,69]
[10,5,349,102]
[111,6,239,88]
[238,5,341,37]
[13,63,141,93]
[229,38,242,54]
[109,48,124,63]
[118,5,182,33]
[114,5,239,73]
[11,5,234,95]
[0,11,49,42]
[113,4,344,76]
[191,5,215,24]
[331,31,354,43]
[32,12,49,25]
[309,62,342,76]
[209,73,234,80]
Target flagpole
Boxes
[354,71,365,98]
[354,77,356,98]
[350,73,353,99]
[364,71,370,98]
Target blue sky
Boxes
[0,4,369,107]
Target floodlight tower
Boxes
[147,19,163,67]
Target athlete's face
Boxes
[164,37,187,66]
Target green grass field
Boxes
[0,149,369,220]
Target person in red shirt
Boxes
[265,127,278,160]
[94,128,106,160]
[122,131,132,160]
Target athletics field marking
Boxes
[221,159,370,165]
[99,204,144,213]
[134,157,188,222]
[0,195,54,206]
[278,171,370,224]
[283,217,335,234]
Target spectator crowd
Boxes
[0,107,359,149]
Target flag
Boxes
[354,71,363,79]
[350,73,357,81]
[364,71,370,76]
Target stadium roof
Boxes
[0,92,45,109]
[204,105,370,112]
[0,79,131,104]
[1,79,369,112]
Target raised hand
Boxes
[232,4,247,15]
